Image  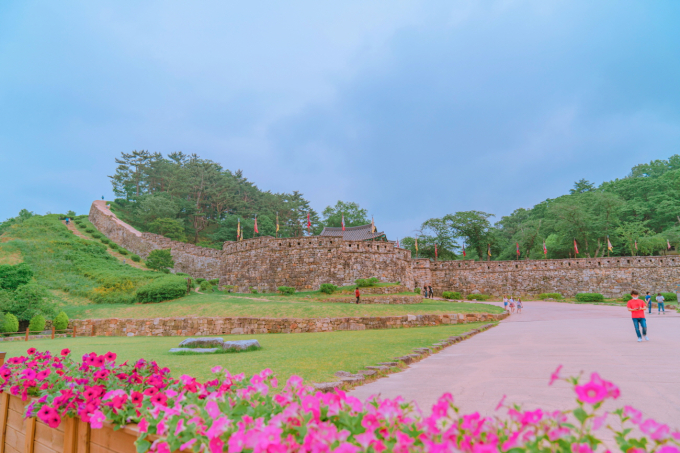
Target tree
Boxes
[570,179,596,194]
[443,211,496,260]
[0,263,34,290]
[615,221,650,256]
[148,218,187,242]
[320,201,370,230]
[146,249,175,272]
[1,283,58,321]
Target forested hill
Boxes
[107,151,322,247]
[405,155,680,261]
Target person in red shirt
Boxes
[627,290,649,342]
[355,287,360,304]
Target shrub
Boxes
[53,311,69,331]
[319,283,337,294]
[414,287,421,294]
[199,281,214,292]
[619,293,633,302]
[5,283,58,321]
[575,293,604,302]
[146,249,174,272]
[250,287,258,294]
[91,232,102,239]
[661,292,677,302]
[100,238,110,244]
[136,276,187,303]
[148,218,187,242]
[278,286,296,295]
[77,223,86,229]
[119,249,129,256]
[131,254,141,262]
[442,291,462,300]
[196,278,206,283]
[221,285,235,292]
[466,294,490,301]
[85,228,95,233]
[209,279,219,285]
[537,293,563,300]
[0,263,34,290]
[28,314,46,333]
[1,313,18,333]
[355,277,380,288]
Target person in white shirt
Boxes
[656,293,666,314]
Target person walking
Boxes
[423,285,428,299]
[428,286,434,298]
[627,290,649,342]
[503,296,508,311]
[509,300,515,313]
[656,292,665,314]
[355,287,361,304]
[645,292,652,314]
[517,297,522,314]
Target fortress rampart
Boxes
[89,201,680,297]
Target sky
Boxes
[1,1,679,238]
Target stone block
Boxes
[169,348,218,354]
[179,337,224,348]
[223,339,261,351]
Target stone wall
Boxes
[70,312,507,337]
[325,295,423,304]
[431,256,680,298]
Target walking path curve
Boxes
[350,301,680,426]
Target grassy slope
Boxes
[0,323,489,383]
[63,291,503,319]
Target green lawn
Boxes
[62,291,504,320]
[0,323,490,383]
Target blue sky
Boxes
[1,1,679,238]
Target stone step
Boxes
[366,366,389,371]
[313,382,341,392]
[378,362,398,367]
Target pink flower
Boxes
[495,395,507,411]
[60,348,70,356]
[179,439,197,451]
[623,406,643,424]
[138,418,149,433]
[156,441,171,453]
[36,369,51,381]
[334,443,360,453]
[104,352,116,362]
[592,412,608,430]
[549,365,563,385]
[89,410,106,429]
[572,444,593,453]
[209,437,224,453]
[658,447,680,453]
[640,418,670,441]
[574,377,607,405]
[27,348,37,355]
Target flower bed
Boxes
[1,349,679,453]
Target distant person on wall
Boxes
[355,287,360,304]
[656,293,665,314]
[428,286,434,298]
[645,292,652,314]
[628,290,649,342]
[423,286,428,298]
[517,298,522,314]
[65,217,69,225]
[503,296,508,311]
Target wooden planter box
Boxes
[0,393,189,453]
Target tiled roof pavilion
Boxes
[319,223,386,241]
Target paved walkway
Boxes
[351,302,680,428]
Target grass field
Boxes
[62,291,504,319]
[0,323,490,383]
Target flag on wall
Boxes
[516,242,520,258]
[276,213,279,236]
[341,214,345,231]
[307,212,311,233]
[237,218,241,241]
[574,239,579,255]
[254,215,259,234]
[415,237,419,254]
[607,236,613,252]
[435,243,438,259]
[487,244,491,257]
[668,239,672,250]
[396,238,400,248]
[462,242,466,257]
[635,240,638,251]
[371,216,375,233]
[543,240,547,256]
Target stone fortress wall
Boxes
[89,201,680,297]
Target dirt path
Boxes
[62,220,147,269]
[350,301,680,428]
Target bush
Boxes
[414,287,421,295]
[575,293,604,302]
[28,314,46,333]
[85,228,95,234]
[1,313,18,333]
[136,276,187,303]
[119,249,129,256]
[199,280,215,292]
[250,287,258,294]
[466,294,490,301]
[209,279,219,285]
[77,223,86,229]
[355,277,379,288]
[91,233,102,239]
[146,249,174,272]
[131,254,141,262]
[53,311,69,331]
[100,238,110,244]
[619,293,633,302]
[537,293,563,300]
[196,278,206,283]
[5,283,58,321]
[661,292,677,302]
[442,291,462,300]
[278,286,296,295]
[319,283,337,295]
[0,263,34,290]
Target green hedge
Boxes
[355,277,379,288]
[620,293,633,302]
[466,294,490,301]
[28,314,46,333]
[1,313,19,333]
[199,281,214,292]
[442,291,462,300]
[131,254,141,262]
[53,311,69,331]
[661,292,677,302]
[537,293,563,300]
[319,283,337,294]
[575,293,604,302]
[278,286,296,295]
[136,276,187,303]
